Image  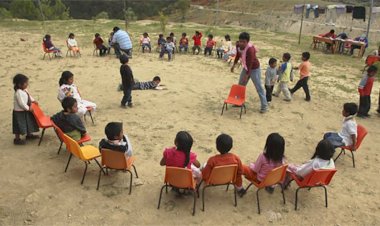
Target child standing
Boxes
[159,37,175,61]
[67,33,81,56]
[274,53,293,101]
[133,76,162,90]
[12,74,40,145]
[57,71,97,117]
[202,134,245,195]
[99,122,133,157]
[179,32,189,53]
[43,34,62,57]
[120,55,134,108]
[324,103,358,149]
[192,31,202,55]
[51,97,87,141]
[357,65,377,118]
[93,33,108,56]
[140,32,151,53]
[290,52,312,101]
[160,131,201,181]
[241,133,286,195]
[264,58,278,103]
[204,34,216,56]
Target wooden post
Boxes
[298,3,305,45]
[124,0,128,30]
[366,0,374,44]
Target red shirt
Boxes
[180,37,189,45]
[163,147,197,169]
[93,37,104,49]
[206,39,216,48]
[192,33,202,46]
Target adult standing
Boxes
[112,26,133,58]
[231,32,268,113]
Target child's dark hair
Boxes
[61,96,77,112]
[216,134,233,154]
[330,29,335,34]
[143,32,148,36]
[159,34,163,38]
[95,33,100,37]
[105,122,123,140]
[195,31,200,35]
[59,71,74,86]
[283,52,291,61]
[264,133,285,162]
[119,55,129,64]
[268,57,277,65]
[69,33,74,38]
[153,76,161,82]
[182,32,186,37]
[170,32,174,36]
[175,131,193,167]
[238,32,250,41]
[343,102,358,116]
[166,36,171,41]
[368,65,378,74]
[13,74,29,91]
[208,34,213,39]
[44,34,51,40]
[311,139,335,160]
[302,52,310,61]
[225,34,231,41]
[113,26,120,32]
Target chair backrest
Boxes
[62,134,84,160]
[228,84,246,101]
[206,164,238,185]
[30,103,47,128]
[101,149,129,170]
[259,164,288,188]
[365,55,380,66]
[164,167,195,189]
[355,124,368,150]
[52,122,65,143]
[299,169,337,187]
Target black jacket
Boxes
[51,111,86,135]
[120,64,134,89]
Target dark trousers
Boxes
[290,77,311,101]
[98,45,108,56]
[114,43,132,58]
[192,45,201,54]
[121,87,132,106]
[204,47,212,55]
[265,85,274,102]
[358,95,371,116]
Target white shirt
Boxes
[295,158,335,178]
[67,38,78,47]
[58,84,82,102]
[14,89,34,111]
[338,116,357,146]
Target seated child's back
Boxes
[99,122,132,157]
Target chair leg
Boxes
[196,180,203,198]
[239,106,243,119]
[279,183,286,204]
[243,104,246,114]
[192,190,197,216]
[81,162,88,184]
[295,187,302,210]
[256,188,262,214]
[64,153,73,172]
[334,149,344,162]
[350,151,355,168]
[127,170,133,195]
[96,167,103,190]
[88,110,95,124]
[43,53,46,60]
[322,185,328,208]
[57,141,63,155]
[132,165,139,178]
[94,159,106,175]
[221,103,226,116]
[38,128,46,146]
[157,185,167,209]
[234,185,237,207]
[202,185,208,211]
[245,183,253,192]
[226,183,229,191]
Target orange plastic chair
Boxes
[244,164,288,214]
[52,122,91,155]
[157,167,197,216]
[42,42,55,60]
[289,169,337,210]
[30,103,54,146]
[198,165,238,211]
[334,124,368,168]
[97,149,138,194]
[62,134,104,184]
[221,84,246,119]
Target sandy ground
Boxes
[0,26,380,226]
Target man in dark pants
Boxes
[119,55,134,108]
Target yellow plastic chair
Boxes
[63,134,104,184]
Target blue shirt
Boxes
[112,30,132,50]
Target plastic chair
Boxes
[52,122,91,155]
[288,169,337,210]
[221,84,246,119]
[97,149,138,194]
[62,134,104,184]
[157,167,197,216]
[92,44,99,56]
[244,164,288,214]
[30,103,54,146]
[334,124,368,168]
[42,42,55,60]
[198,165,238,211]
[66,40,74,57]
[83,106,95,124]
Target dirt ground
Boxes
[0,22,380,225]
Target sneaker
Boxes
[260,108,268,113]
[14,138,26,145]
[120,104,127,109]
[305,98,311,102]
[127,103,133,108]
[265,186,274,194]
[237,188,247,197]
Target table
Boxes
[312,36,336,54]
[340,39,366,57]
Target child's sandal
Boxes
[14,139,26,145]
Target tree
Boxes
[176,0,190,22]
[10,0,40,20]
[93,11,109,20]
[40,0,69,20]
[0,7,12,19]
[159,11,168,33]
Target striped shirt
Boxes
[133,81,157,90]
[112,30,132,50]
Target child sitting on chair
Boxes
[99,122,133,157]
[204,34,216,56]
[323,103,358,149]
[93,33,108,56]
[202,134,245,195]
[43,34,62,57]
[159,37,175,61]
[57,71,97,118]
[133,76,164,90]
[179,32,189,53]
[67,33,81,56]
[51,97,87,141]
[157,34,166,50]
[192,31,202,55]
[140,32,151,53]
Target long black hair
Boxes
[264,133,285,162]
[59,71,74,86]
[13,74,28,91]
[175,131,193,167]
[311,139,335,160]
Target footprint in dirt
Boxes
[163,200,176,212]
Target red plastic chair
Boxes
[221,84,246,119]
[42,42,55,60]
[52,122,91,155]
[289,169,337,210]
[30,103,54,146]
[334,124,368,168]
